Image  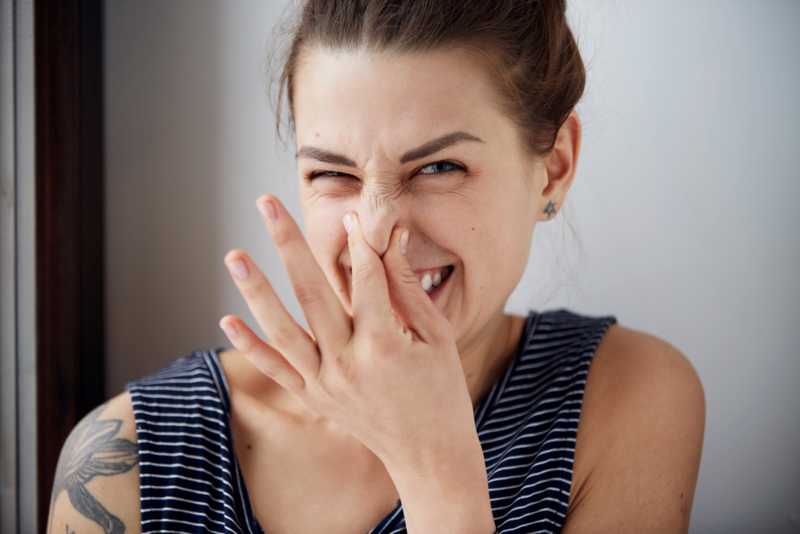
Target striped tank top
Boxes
[126,309,615,533]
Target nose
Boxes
[355,188,401,257]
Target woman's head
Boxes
[271,0,585,349]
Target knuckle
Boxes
[293,281,324,308]
[268,324,299,349]
[287,380,306,399]
[256,356,282,378]
[299,389,321,412]
[241,279,268,301]
[357,329,385,355]
[348,233,367,256]
[317,353,356,392]
[271,226,293,248]
[236,332,259,354]
[351,262,374,285]
[396,267,418,286]
[331,355,354,379]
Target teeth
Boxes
[420,274,433,292]
[416,267,453,294]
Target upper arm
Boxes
[562,325,706,534]
[47,392,141,534]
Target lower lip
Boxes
[425,267,453,303]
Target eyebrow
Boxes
[295,131,484,167]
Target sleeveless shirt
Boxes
[126,309,615,533]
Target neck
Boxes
[457,309,527,408]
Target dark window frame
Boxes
[35,0,105,530]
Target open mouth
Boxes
[416,265,454,295]
[346,264,454,300]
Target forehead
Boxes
[292,48,512,152]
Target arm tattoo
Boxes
[49,403,138,534]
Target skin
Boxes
[47,48,705,534]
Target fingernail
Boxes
[399,231,409,255]
[228,260,249,280]
[221,323,239,339]
[343,214,353,234]
[258,201,278,224]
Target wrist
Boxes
[398,481,495,534]
[385,439,495,534]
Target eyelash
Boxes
[307,160,465,181]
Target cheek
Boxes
[471,225,532,284]
[460,190,536,297]
[494,203,537,281]
[302,203,349,270]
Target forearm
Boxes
[385,439,496,534]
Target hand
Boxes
[220,195,475,468]
[219,195,495,532]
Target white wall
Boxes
[104,1,800,532]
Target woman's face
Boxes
[292,48,551,349]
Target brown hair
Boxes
[270,0,585,157]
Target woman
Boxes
[48,0,705,532]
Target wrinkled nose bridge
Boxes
[357,187,400,257]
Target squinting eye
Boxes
[309,171,352,179]
[418,161,458,175]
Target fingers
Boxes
[345,213,394,329]
[257,195,352,353]
[224,249,320,377]
[382,227,442,343]
[219,315,305,394]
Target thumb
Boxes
[382,227,443,343]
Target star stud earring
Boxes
[543,200,557,219]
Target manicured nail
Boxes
[399,231,409,255]
[220,323,239,339]
[258,201,277,224]
[343,214,353,234]
[228,260,248,280]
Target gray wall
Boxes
[104,1,800,532]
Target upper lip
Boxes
[345,265,452,276]
[412,266,451,279]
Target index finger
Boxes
[257,195,352,353]
[345,213,395,330]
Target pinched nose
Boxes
[355,200,400,257]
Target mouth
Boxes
[414,265,454,296]
[345,264,454,301]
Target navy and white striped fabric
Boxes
[127,309,615,533]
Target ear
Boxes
[537,110,581,221]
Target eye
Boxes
[417,161,462,175]
[308,170,355,180]
[304,170,361,194]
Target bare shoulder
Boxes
[218,347,287,404]
[47,392,141,534]
[563,324,705,534]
